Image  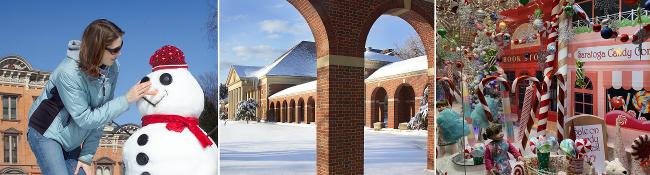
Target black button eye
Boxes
[140,76,150,83]
[160,73,172,85]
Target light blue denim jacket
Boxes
[28,40,129,164]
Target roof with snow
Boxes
[365,55,428,81]
[232,65,264,78]
[252,41,316,78]
[269,80,316,99]
[364,51,401,62]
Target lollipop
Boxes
[575,138,593,159]
[632,135,650,161]
[546,136,560,152]
[513,162,525,175]
[529,136,540,154]
[471,143,485,158]
[464,147,473,159]
[560,139,577,158]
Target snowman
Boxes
[122,45,218,175]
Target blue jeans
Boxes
[27,127,87,175]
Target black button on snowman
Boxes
[123,45,218,175]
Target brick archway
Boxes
[276,101,281,122]
[282,100,288,123]
[394,84,416,129]
[370,87,388,128]
[298,98,305,123]
[287,0,434,173]
[269,102,277,122]
[307,96,315,124]
[289,99,296,123]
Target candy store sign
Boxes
[575,43,650,61]
[574,124,606,174]
[501,53,540,63]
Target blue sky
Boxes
[218,0,419,84]
[0,1,217,124]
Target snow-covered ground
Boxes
[219,121,435,175]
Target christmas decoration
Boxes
[123,45,218,175]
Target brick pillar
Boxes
[316,55,365,174]
[365,99,373,128]
[388,98,397,129]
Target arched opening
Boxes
[370,87,388,128]
[394,84,416,129]
[307,96,315,124]
[298,98,305,124]
[276,101,281,122]
[286,0,434,173]
[282,101,288,123]
[269,102,276,122]
[289,99,296,123]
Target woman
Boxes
[27,19,156,175]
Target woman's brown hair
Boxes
[79,19,124,78]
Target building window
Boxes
[574,76,593,115]
[95,166,111,175]
[3,133,18,163]
[574,92,593,115]
[2,95,18,120]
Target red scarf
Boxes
[142,114,213,148]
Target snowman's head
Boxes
[137,45,204,118]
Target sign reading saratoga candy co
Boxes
[575,43,650,61]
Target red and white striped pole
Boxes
[538,0,563,137]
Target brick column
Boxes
[388,98,397,129]
[316,55,365,174]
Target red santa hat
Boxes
[149,45,188,71]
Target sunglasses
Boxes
[105,40,123,55]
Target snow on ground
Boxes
[219,121,434,175]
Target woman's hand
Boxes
[126,81,157,103]
[74,160,93,175]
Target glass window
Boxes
[574,92,594,115]
[2,95,18,120]
[3,134,18,163]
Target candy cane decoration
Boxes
[512,75,541,149]
[538,0,563,137]
[554,1,573,141]
[436,77,461,104]
[476,76,511,122]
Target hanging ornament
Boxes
[620,34,630,42]
[592,23,602,32]
[490,12,499,21]
[514,39,520,45]
[437,28,447,38]
[519,0,530,5]
[476,10,487,20]
[535,8,543,16]
[623,0,639,5]
[575,60,587,88]
[499,21,507,30]
[646,0,650,11]
[601,26,614,39]
[564,5,574,16]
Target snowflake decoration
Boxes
[558,20,576,43]
[594,0,618,15]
